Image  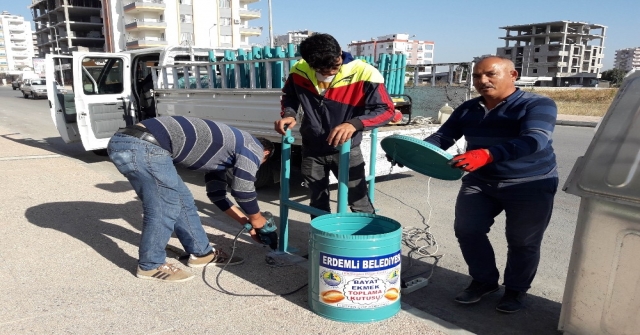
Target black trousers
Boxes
[454,174,558,292]
[301,146,375,218]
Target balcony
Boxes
[126,37,167,49]
[7,17,23,24]
[239,8,261,19]
[124,0,166,14]
[125,19,166,31]
[239,26,262,36]
[12,44,28,49]
[240,0,259,3]
[9,26,25,33]
[10,35,27,41]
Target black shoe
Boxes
[496,289,527,313]
[455,280,500,304]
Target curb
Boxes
[556,120,599,128]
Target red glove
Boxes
[449,149,493,172]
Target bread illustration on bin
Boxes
[384,288,399,301]
[321,290,345,303]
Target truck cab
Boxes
[46,46,215,151]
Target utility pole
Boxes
[268,0,274,47]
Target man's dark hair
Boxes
[299,33,342,70]
[256,137,275,159]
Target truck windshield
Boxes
[32,80,46,85]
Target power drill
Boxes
[244,211,278,250]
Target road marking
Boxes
[0,154,62,161]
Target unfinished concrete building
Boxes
[496,21,606,87]
[29,0,104,57]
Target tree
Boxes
[601,68,627,87]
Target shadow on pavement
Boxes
[401,263,562,335]
[25,200,144,274]
[0,133,111,165]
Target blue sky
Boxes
[5,0,639,70]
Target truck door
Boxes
[72,52,133,151]
[46,54,79,144]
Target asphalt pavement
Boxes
[0,85,600,334]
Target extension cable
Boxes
[376,177,444,295]
[401,277,430,294]
[202,226,308,297]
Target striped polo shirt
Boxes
[141,116,264,214]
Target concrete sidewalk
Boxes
[0,126,469,334]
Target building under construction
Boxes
[29,0,104,57]
[496,21,606,87]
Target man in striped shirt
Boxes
[425,56,558,313]
[107,116,274,282]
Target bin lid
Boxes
[381,135,463,180]
[565,70,640,205]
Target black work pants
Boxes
[454,173,558,292]
[301,146,374,217]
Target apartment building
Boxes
[0,12,36,74]
[614,47,640,72]
[30,0,104,56]
[274,30,313,49]
[29,0,261,57]
[496,21,606,87]
[104,0,262,52]
[347,34,435,66]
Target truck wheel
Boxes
[92,149,109,156]
[12,86,16,90]
[23,92,28,99]
[254,161,274,189]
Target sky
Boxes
[5,0,640,70]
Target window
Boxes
[181,32,193,43]
[180,14,193,23]
[505,49,512,55]
[81,57,124,95]
[535,47,540,52]
[532,69,538,73]
[180,0,192,4]
[221,18,231,26]
[219,0,230,8]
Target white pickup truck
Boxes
[46,46,468,186]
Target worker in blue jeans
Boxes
[108,116,274,283]
[424,56,558,313]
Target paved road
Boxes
[0,85,595,334]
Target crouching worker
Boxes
[107,116,274,283]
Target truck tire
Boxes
[23,92,28,99]
[12,86,16,90]
[92,149,109,156]
[254,161,274,189]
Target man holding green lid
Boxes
[425,56,558,314]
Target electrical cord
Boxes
[376,175,444,284]
[201,227,307,297]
